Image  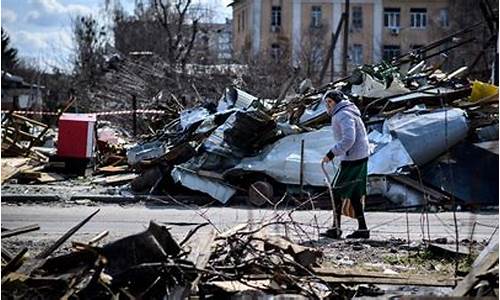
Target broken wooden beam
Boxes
[36,209,100,259]
[88,230,109,246]
[388,175,450,202]
[91,173,138,186]
[188,228,216,294]
[261,235,322,268]
[0,157,32,183]
[1,248,28,277]
[318,275,455,286]
[1,224,40,238]
[1,247,14,262]
[451,237,499,296]
[314,267,455,286]
[427,242,470,258]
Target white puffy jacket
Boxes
[329,100,370,161]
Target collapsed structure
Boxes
[1,21,499,299]
[117,55,497,209]
[2,25,499,208]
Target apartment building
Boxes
[230,0,451,75]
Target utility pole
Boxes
[132,95,137,137]
[330,32,335,82]
[342,0,350,77]
[319,14,345,84]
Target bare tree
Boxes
[112,0,200,68]
[239,40,297,99]
[446,0,497,80]
[73,15,108,79]
[297,26,329,82]
[72,14,109,110]
[151,0,199,67]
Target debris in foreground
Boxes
[1,213,498,299]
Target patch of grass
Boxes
[381,248,474,275]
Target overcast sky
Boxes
[1,0,232,72]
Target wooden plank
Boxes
[18,171,66,183]
[91,173,138,185]
[1,224,40,238]
[2,247,14,262]
[96,165,129,174]
[451,238,499,296]
[1,158,31,183]
[36,173,66,183]
[1,248,28,277]
[388,175,449,201]
[36,209,100,259]
[319,275,455,286]
[1,194,60,203]
[11,113,48,128]
[206,279,279,293]
[187,228,216,293]
[197,170,224,181]
[4,127,37,139]
[428,243,470,257]
[314,267,455,286]
[260,235,321,268]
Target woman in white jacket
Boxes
[321,90,370,239]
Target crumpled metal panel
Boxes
[180,107,210,130]
[222,108,468,187]
[351,73,409,98]
[298,102,328,126]
[203,109,276,159]
[127,140,166,165]
[227,127,340,187]
[386,108,469,165]
[387,86,466,103]
[171,167,236,204]
[367,138,414,175]
[228,126,415,186]
[217,87,258,112]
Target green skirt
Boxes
[333,157,368,200]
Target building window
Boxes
[384,8,400,29]
[352,6,363,30]
[439,8,449,27]
[383,45,400,61]
[351,44,363,65]
[271,43,281,60]
[271,6,281,32]
[410,8,427,28]
[311,6,322,28]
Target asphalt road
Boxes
[2,203,498,249]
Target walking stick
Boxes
[322,161,341,235]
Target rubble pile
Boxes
[1,213,334,299]
[81,53,240,133]
[1,113,52,162]
[2,43,498,207]
[121,54,497,209]
[2,212,498,299]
